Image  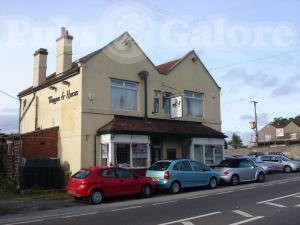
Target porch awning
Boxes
[97,116,226,139]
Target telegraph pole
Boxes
[250,101,258,146]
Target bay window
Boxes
[184,90,203,117]
[111,79,137,111]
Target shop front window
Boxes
[114,143,148,168]
[194,145,204,163]
[132,144,147,168]
[114,143,130,167]
[214,146,223,164]
[205,146,214,164]
[101,144,109,166]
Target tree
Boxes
[228,133,243,149]
[224,140,228,150]
[272,115,300,126]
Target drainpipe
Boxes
[138,71,149,121]
[94,133,98,166]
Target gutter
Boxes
[94,133,100,166]
[138,71,149,121]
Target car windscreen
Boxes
[72,170,90,179]
[218,159,239,168]
[252,158,263,163]
[148,161,171,171]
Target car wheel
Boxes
[90,190,103,204]
[141,185,152,198]
[230,175,239,186]
[170,181,180,194]
[208,177,217,189]
[257,172,265,182]
[284,166,292,173]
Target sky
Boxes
[1,0,300,144]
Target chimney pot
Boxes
[33,48,48,87]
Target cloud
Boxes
[271,74,300,97]
[240,113,269,126]
[240,114,253,121]
[0,114,18,133]
[222,67,278,89]
[0,107,18,115]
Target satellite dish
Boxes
[88,93,95,101]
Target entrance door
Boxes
[167,149,177,160]
[151,147,161,165]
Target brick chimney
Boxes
[33,48,48,87]
[56,27,73,76]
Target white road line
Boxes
[228,216,264,225]
[257,192,300,204]
[277,181,289,184]
[187,195,208,200]
[232,210,253,218]
[62,212,97,218]
[294,195,300,198]
[157,211,222,225]
[295,204,300,207]
[111,205,142,212]
[4,219,44,225]
[264,202,287,208]
[153,200,177,206]
[240,187,256,191]
[216,191,234,195]
[262,184,273,187]
[181,222,194,225]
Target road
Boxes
[1,172,300,225]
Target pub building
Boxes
[18,27,226,175]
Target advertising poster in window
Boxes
[132,144,147,167]
[170,96,183,118]
[276,128,284,137]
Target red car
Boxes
[66,166,155,204]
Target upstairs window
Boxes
[111,79,137,111]
[184,90,203,117]
[153,91,161,113]
[163,92,172,115]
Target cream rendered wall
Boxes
[20,73,82,174]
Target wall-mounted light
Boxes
[49,86,57,91]
[61,80,70,86]
[191,57,196,62]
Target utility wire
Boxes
[0,89,18,100]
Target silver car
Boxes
[214,158,265,185]
[259,155,300,173]
[249,157,275,174]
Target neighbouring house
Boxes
[258,121,300,146]
[18,27,226,175]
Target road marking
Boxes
[277,181,289,184]
[239,187,256,191]
[157,211,222,225]
[62,212,97,218]
[111,205,142,212]
[4,219,44,225]
[228,216,264,225]
[216,191,234,195]
[187,195,208,200]
[232,210,253,218]
[153,200,177,206]
[264,202,287,208]
[295,204,300,207]
[257,192,300,204]
[181,222,194,225]
[262,184,273,187]
[294,195,300,198]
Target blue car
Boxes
[146,159,219,193]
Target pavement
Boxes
[0,172,300,225]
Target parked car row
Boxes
[66,155,297,204]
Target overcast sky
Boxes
[1,0,300,144]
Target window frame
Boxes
[184,90,204,118]
[110,79,138,111]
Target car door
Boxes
[270,156,284,170]
[179,160,194,187]
[115,169,140,195]
[190,161,211,186]
[239,159,256,181]
[96,169,119,197]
